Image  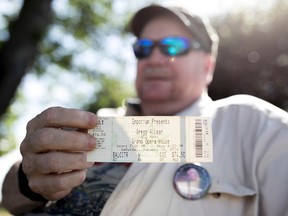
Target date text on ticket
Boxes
[87,116,213,163]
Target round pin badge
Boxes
[173,163,211,200]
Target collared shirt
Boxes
[27,94,288,216]
[100,94,288,216]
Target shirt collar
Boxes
[176,93,213,116]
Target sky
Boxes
[0,0,276,202]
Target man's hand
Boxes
[20,107,97,200]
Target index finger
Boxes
[27,107,97,132]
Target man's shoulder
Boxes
[213,94,288,123]
[214,94,267,107]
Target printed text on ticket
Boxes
[87,116,213,163]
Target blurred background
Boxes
[0,0,287,213]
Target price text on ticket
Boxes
[87,116,213,163]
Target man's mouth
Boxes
[145,76,169,81]
[143,67,172,81]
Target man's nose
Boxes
[148,46,167,64]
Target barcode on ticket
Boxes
[195,119,203,158]
[87,116,213,163]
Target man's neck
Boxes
[125,93,212,117]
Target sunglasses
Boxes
[133,36,202,59]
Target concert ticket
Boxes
[87,116,213,163]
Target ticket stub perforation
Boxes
[87,116,213,163]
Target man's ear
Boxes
[204,54,216,86]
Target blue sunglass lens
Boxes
[161,37,190,56]
[133,37,191,59]
[133,39,153,58]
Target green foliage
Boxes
[0,0,136,156]
[34,0,118,76]
[84,74,135,113]
[0,104,18,156]
[0,89,24,156]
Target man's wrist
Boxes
[18,163,47,202]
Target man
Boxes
[2,4,288,216]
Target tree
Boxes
[0,0,53,156]
[0,0,52,118]
[209,0,288,111]
[0,0,140,156]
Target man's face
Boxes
[136,16,214,115]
